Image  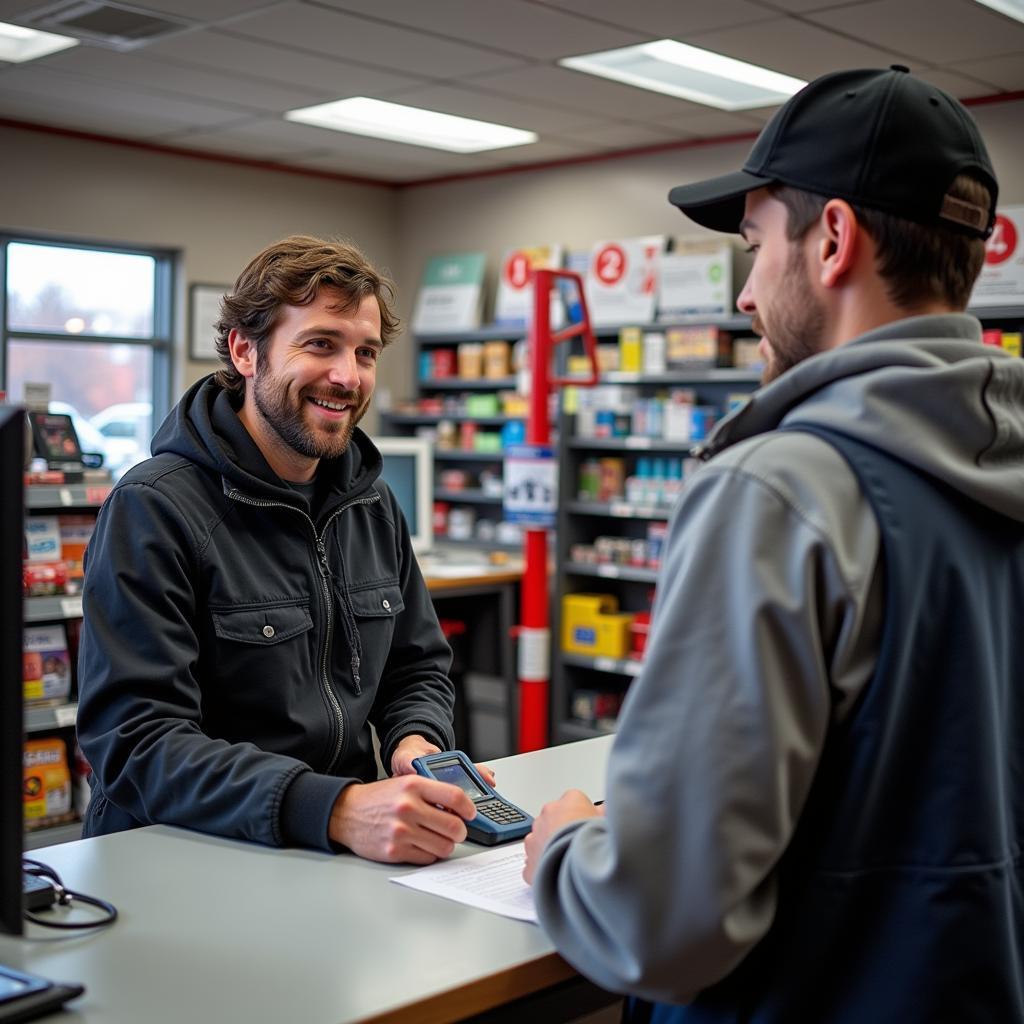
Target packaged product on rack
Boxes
[23,736,73,828]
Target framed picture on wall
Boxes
[189,284,229,361]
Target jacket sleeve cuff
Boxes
[280,770,354,852]
[382,721,453,773]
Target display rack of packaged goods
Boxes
[380,326,530,552]
[22,481,110,847]
[550,304,1024,743]
[550,313,761,742]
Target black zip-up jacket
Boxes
[76,377,455,851]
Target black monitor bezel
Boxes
[0,407,25,935]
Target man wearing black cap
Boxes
[523,67,1024,1022]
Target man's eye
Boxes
[358,348,379,361]
[744,244,759,255]
[308,338,331,349]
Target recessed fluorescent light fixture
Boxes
[971,0,1024,22]
[0,21,78,63]
[560,40,806,111]
[284,97,538,153]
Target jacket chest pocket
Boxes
[343,582,404,684]
[211,601,314,645]
[208,600,315,696]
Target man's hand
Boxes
[390,734,441,776]
[328,775,477,864]
[523,789,604,884]
[390,734,497,787]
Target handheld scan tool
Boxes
[412,750,533,845]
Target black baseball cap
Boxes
[668,65,998,238]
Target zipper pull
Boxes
[350,653,361,695]
[316,539,331,578]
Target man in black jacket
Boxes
[77,235,483,862]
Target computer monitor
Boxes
[374,435,434,555]
[0,407,25,934]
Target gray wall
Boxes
[0,124,400,429]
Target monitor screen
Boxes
[0,407,25,934]
[374,436,434,555]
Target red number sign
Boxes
[504,251,531,289]
[985,214,1018,266]
[594,243,627,286]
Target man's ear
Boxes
[817,199,860,289]
[227,328,257,379]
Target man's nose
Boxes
[326,349,360,390]
[736,278,756,316]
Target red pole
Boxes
[517,273,554,752]
[516,270,598,752]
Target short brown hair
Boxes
[769,175,991,310]
[214,235,400,395]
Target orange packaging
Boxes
[23,737,72,825]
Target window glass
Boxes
[7,242,156,338]
[8,339,153,478]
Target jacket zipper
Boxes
[226,488,380,774]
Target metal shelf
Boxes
[600,367,760,384]
[563,562,659,583]
[567,436,692,452]
[382,412,522,426]
[416,327,526,344]
[25,702,78,733]
[421,377,518,391]
[436,537,522,553]
[25,820,83,850]
[567,500,673,521]
[562,653,644,677]
[435,489,503,505]
[433,449,505,462]
[27,483,112,510]
[25,594,83,622]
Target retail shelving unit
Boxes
[380,325,528,552]
[22,481,110,848]
[549,304,1024,744]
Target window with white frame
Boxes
[0,235,174,479]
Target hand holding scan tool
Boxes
[413,750,532,845]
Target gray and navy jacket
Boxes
[532,314,1024,1020]
[77,376,455,852]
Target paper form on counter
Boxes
[390,844,537,923]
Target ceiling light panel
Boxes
[971,0,1024,22]
[284,97,538,153]
[560,39,806,111]
[0,21,78,62]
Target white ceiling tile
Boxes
[913,66,1005,98]
[141,26,424,96]
[689,16,914,79]
[148,125,326,160]
[557,120,684,150]
[649,109,768,137]
[37,46,323,111]
[0,65,247,127]
[805,0,1024,65]
[380,83,610,134]
[536,0,778,37]
[315,0,646,59]
[948,52,1024,92]
[468,64,705,119]
[127,0,283,21]
[0,1,44,18]
[224,3,525,77]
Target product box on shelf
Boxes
[665,325,721,368]
[23,736,74,829]
[561,593,635,659]
[571,688,625,728]
[25,515,61,563]
[658,238,735,319]
[23,624,71,704]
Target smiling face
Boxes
[232,287,382,482]
[737,188,829,385]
